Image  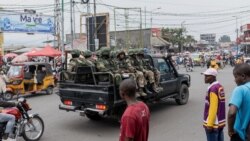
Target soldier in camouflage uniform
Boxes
[96,48,114,72]
[127,49,147,97]
[63,49,84,80]
[95,48,122,85]
[67,49,83,72]
[136,48,163,93]
[82,50,95,67]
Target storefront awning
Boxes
[151,37,170,47]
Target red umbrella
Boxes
[27,45,61,57]
[26,48,38,57]
[4,53,18,58]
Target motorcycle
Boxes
[184,60,193,72]
[0,97,44,141]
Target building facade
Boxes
[109,28,170,53]
[240,24,250,54]
[200,33,216,45]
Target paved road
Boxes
[14,65,236,141]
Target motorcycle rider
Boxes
[0,74,17,139]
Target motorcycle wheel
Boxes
[22,115,44,141]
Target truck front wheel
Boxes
[175,84,189,105]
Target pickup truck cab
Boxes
[58,54,191,120]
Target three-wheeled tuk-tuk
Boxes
[5,62,55,100]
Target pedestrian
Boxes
[119,79,150,141]
[228,64,250,141]
[202,68,226,141]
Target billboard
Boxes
[86,13,110,51]
[0,13,55,34]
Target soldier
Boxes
[82,50,95,67]
[127,49,147,97]
[136,48,163,93]
[63,49,83,80]
[67,49,83,72]
[95,47,113,72]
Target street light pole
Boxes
[233,16,239,58]
[150,7,161,28]
[236,17,239,58]
[181,21,186,52]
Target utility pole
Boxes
[181,21,186,52]
[73,1,76,40]
[61,0,65,68]
[54,0,61,49]
[114,8,142,49]
[70,0,74,49]
[236,17,239,58]
[93,0,98,51]
[150,7,161,29]
[144,7,146,28]
[87,2,90,50]
[125,9,129,49]
[140,8,143,48]
[114,8,117,47]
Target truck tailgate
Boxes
[59,82,115,110]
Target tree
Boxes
[185,35,196,46]
[162,27,185,52]
[219,35,231,42]
[161,28,196,52]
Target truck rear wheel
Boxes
[85,112,102,121]
[175,84,189,105]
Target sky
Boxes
[0,0,250,46]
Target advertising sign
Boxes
[151,28,161,37]
[86,13,110,51]
[0,13,55,34]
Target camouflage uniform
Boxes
[63,50,84,80]
[82,50,95,67]
[114,50,137,86]
[127,49,146,96]
[137,48,162,92]
[67,50,83,72]
[95,48,121,85]
[96,48,113,72]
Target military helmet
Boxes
[116,50,126,58]
[110,50,117,58]
[101,47,111,56]
[71,49,80,56]
[71,49,80,58]
[83,50,92,58]
[137,48,144,55]
[128,48,135,56]
[95,50,101,57]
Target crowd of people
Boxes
[171,52,247,72]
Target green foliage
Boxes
[219,35,231,43]
[161,28,196,52]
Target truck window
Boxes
[157,58,170,73]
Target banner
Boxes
[0,13,55,34]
